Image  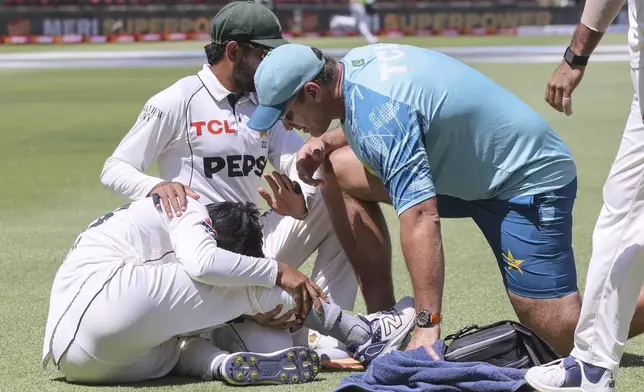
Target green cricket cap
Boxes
[210,1,289,48]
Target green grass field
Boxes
[2,34,644,391]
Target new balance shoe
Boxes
[350,296,416,368]
[219,346,320,385]
[525,356,616,392]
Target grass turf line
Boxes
[3,59,644,391]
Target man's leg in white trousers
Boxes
[207,321,294,355]
[525,69,644,391]
[261,208,358,311]
[571,70,644,373]
[349,2,378,44]
[257,154,359,364]
[210,316,359,369]
[262,152,358,310]
[54,258,385,385]
[55,262,300,384]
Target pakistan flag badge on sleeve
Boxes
[351,59,365,67]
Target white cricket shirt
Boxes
[42,197,278,369]
[629,0,644,68]
[100,64,305,205]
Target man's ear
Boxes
[225,41,240,62]
[304,82,322,103]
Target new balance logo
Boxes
[380,314,403,336]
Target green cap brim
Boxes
[250,37,290,49]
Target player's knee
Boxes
[510,291,580,355]
[250,285,296,318]
[326,146,389,203]
[325,146,363,192]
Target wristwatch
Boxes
[415,310,441,328]
[563,46,589,67]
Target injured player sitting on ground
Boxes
[41,197,416,386]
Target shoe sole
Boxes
[525,372,585,392]
[221,346,321,385]
[321,358,364,370]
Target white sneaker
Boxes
[525,356,616,392]
[219,346,320,385]
[350,296,416,367]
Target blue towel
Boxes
[334,340,527,392]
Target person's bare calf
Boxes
[511,286,644,356]
[509,291,581,356]
[321,146,396,312]
[626,286,644,338]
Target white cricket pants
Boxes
[215,153,359,354]
[54,261,296,384]
[571,67,644,373]
[261,152,358,312]
[349,3,378,45]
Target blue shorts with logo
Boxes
[436,178,578,299]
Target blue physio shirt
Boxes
[339,44,577,216]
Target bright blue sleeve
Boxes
[348,92,436,216]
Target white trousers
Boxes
[55,262,296,384]
[221,153,358,354]
[349,3,378,44]
[55,152,359,383]
[261,152,358,312]
[571,67,644,373]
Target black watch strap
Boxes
[564,46,589,66]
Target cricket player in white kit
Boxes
[526,0,644,390]
[41,197,417,385]
[348,0,378,44]
[99,1,360,365]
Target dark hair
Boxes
[205,42,226,66]
[297,47,337,102]
[206,201,264,258]
[311,47,337,87]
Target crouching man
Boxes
[41,198,415,386]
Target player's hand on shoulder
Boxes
[246,304,299,330]
[259,171,308,220]
[150,181,200,218]
[296,137,326,187]
[275,262,327,322]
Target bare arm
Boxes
[570,0,624,56]
[295,125,349,186]
[572,0,626,55]
[398,197,444,357]
[399,197,444,316]
[321,125,349,153]
[569,24,604,57]
[544,0,625,114]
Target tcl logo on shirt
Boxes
[191,120,236,136]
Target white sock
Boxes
[174,337,229,381]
